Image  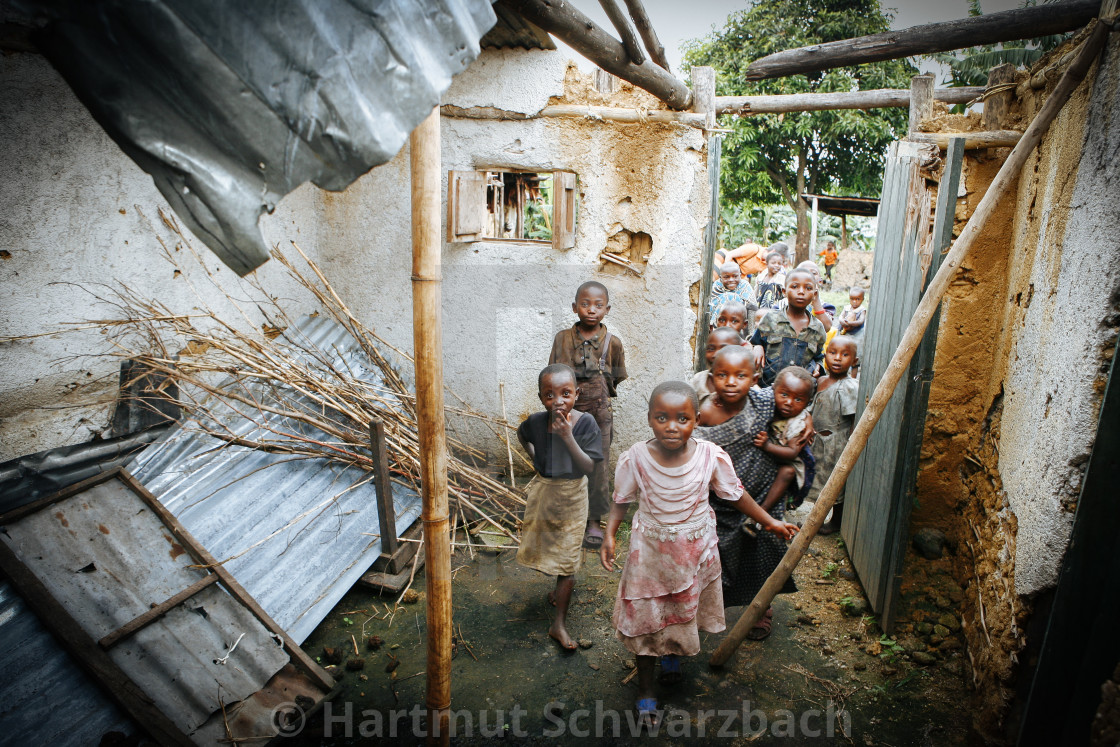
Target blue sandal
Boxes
[636,698,660,729]
[658,654,682,684]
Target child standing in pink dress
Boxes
[600,381,798,726]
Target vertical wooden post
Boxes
[809,195,819,257]
[692,68,720,372]
[908,73,935,136]
[410,107,452,745]
[370,417,399,561]
[982,63,1017,131]
[841,214,849,252]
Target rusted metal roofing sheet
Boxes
[15,0,497,275]
[130,314,421,643]
[1,477,290,737]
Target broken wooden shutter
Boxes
[552,171,577,250]
[446,170,486,243]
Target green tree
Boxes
[684,0,916,261]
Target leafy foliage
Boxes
[684,0,914,257]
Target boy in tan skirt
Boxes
[517,364,604,649]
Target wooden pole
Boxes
[716,86,983,115]
[709,17,1111,668]
[741,0,1098,80]
[908,74,935,136]
[370,416,399,562]
[509,0,692,110]
[841,214,848,252]
[598,0,646,65]
[809,195,819,258]
[410,107,452,744]
[909,130,1023,149]
[622,0,670,70]
[694,67,721,372]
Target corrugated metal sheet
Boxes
[2,477,290,736]
[0,315,419,743]
[130,314,422,643]
[0,580,137,744]
[15,0,497,275]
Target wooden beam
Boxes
[691,65,716,129]
[370,417,399,562]
[538,104,706,126]
[715,87,984,114]
[908,74,935,135]
[507,0,692,110]
[741,0,1098,80]
[909,130,1023,149]
[409,108,453,746]
[597,0,645,65]
[622,0,670,70]
[99,574,220,650]
[710,14,1112,668]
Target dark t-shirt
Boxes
[518,411,604,479]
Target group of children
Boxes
[514,265,867,726]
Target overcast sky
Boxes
[560,0,1026,80]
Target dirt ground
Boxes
[283,505,972,745]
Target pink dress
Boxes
[612,439,745,656]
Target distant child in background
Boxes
[690,327,743,406]
[601,381,797,725]
[549,281,628,550]
[753,367,816,513]
[817,240,839,284]
[697,346,799,640]
[808,336,860,534]
[714,241,768,282]
[708,262,759,338]
[713,301,750,341]
[750,269,828,387]
[517,364,604,649]
[754,252,787,310]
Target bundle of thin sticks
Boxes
[33,209,527,541]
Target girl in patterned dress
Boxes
[697,346,803,640]
[601,381,797,726]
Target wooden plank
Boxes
[552,171,578,250]
[694,133,721,372]
[0,530,194,747]
[98,573,220,650]
[691,65,716,129]
[0,467,120,524]
[370,417,398,561]
[740,0,1098,80]
[909,130,1023,149]
[446,171,484,243]
[509,0,692,110]
[116,470,335,693]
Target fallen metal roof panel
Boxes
[0,580,138,744]
[129,314,421,643]
[16,0,497,275]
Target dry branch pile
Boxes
[29,209,526,542]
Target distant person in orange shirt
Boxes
[817,240,839,283]
[714,241,767,282]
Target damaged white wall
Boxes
[998,35,1120,596]
[1,47,709,467]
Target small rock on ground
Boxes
[913,528,949,559]
[578,638,593,649]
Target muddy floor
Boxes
[284,505,971,745]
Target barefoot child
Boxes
[549,282,628,550]
[517,364,605,649]
[753,366,817,512]
[750,268,828,387]
[601,381,797,725]
[809,336,860,534]
[696,346,799,640]
[690,326,742,405]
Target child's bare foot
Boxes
[548,621,577,651]
[546,590,558,607]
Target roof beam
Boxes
[742,0,1099,80]
[716,86,984,115]
[597,0,645,65]
[505,0,692,110]
[622,0,670,71]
